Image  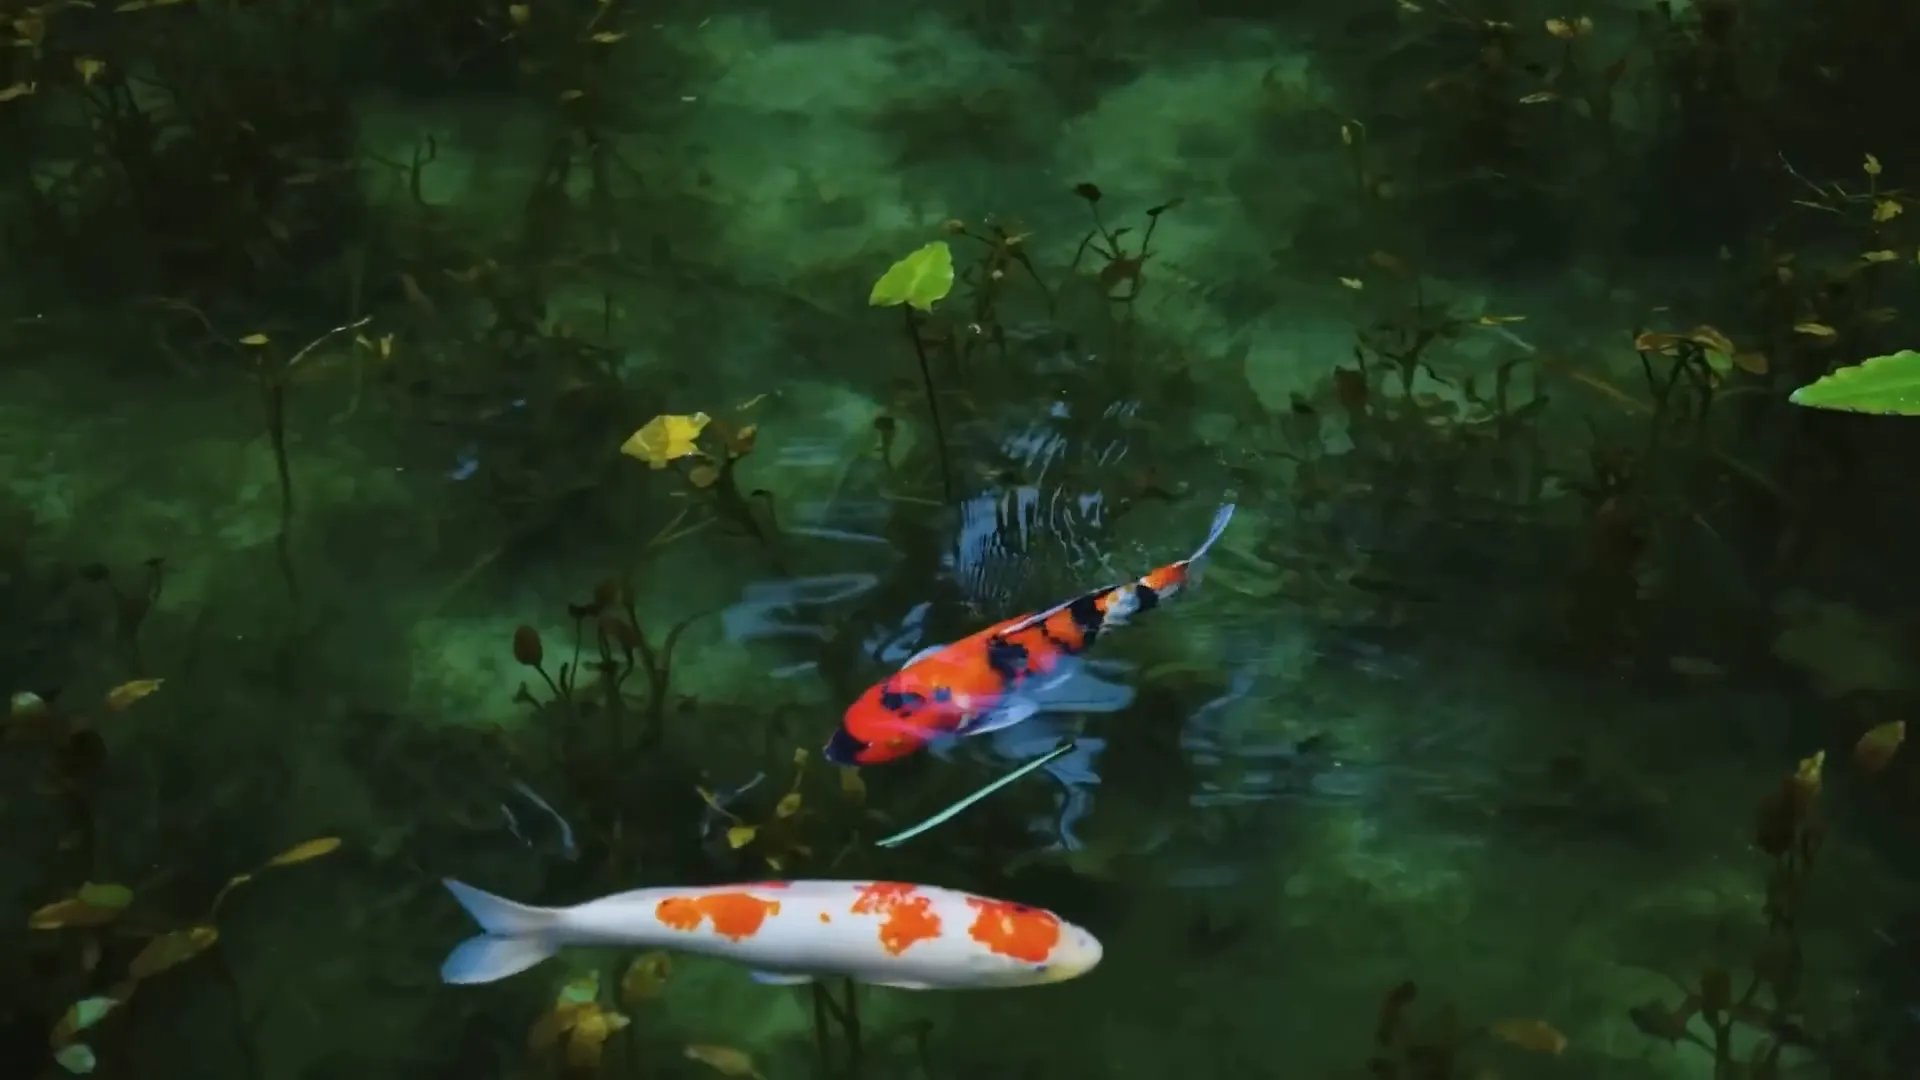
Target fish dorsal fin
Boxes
[992,596,1080,638]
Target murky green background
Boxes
[2,0,1917,1077]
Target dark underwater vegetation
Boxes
[5,0,1920,1078]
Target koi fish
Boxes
[826,503,1236,766]
[438,878,1102,990]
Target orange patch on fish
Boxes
[965,897,1060,963]
[654,892,780,941]
[851,882,943,956]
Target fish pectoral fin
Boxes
[955,699,1039,737]
[900,641,949,668]
[749,970,815,986]
[870,979,937,990]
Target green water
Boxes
[2,0,1917,1077]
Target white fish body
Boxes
[439,878,1102,990]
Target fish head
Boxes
[1018,920,1104,985]
[828,680,955,765]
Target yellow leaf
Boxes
[1855,720,1904,774]
[791,747,808,766]
[1488,1018,1567,1054]
[73,57,105,85]
[868,241,956,312]
[1862,249,1898,264]
[1792,322,1837,337]
[838,766,866,803]
[104,678,162,711]
[507,3,529,24]
[685,1043,761,1078]
[620,412,710,468]
[528,1000,587,1051]
[1864,153,1883,177]
[588,30,624,43]
[1872,199,1903,222]
[775,792,802,818]
[687,463,720,488]
[28,897,123,930]
[0,82,36,103]
[1518,91,1559,104]
[127,926,217,980]
[565,1007,628,1070]
[264,837,342,867]
[77,883,132,909]
[618,951,671,1007]
[238,333,270,346]
[726,824,758,849]
[1544,18,1576,37]
[1338,276,1363,290]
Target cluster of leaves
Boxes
[1625,746,1902,1078]
[619,402,781,564]
[698,746,868,875]
[1359,979,1565,1077]
[28,834,341,1075]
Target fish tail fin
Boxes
[439,878,565,985]
[1181,503,1236,577]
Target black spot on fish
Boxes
[1134,585,1161,613]
[986,639,1030,682]
[1066,594,1106,645]
[879,688,928,715]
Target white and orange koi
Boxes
[438,878,1102,990]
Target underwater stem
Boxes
[902,308,954,504]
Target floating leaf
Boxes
[0,82,36,103]
[10,690,46,717]
[588,30,625,43]
[53,1043,95,1075]
[1477,313,1527,326]
[265,837,342,867]
[726,824,758,849]
[1855,720,1905,774]
[1791,750,1825,803]
[1792,321,1837,338]
[1790,350,1920,415]
[238,333,270,346]
[566,1007,628,1070]
[1862,249,1899,264]
[29,889,128,930]
[1338,276,1364,290]
[507,3,529,24]
[868,242,956,312]
[104,678,162,711]
[52,997,117,1044]
[127,926,217,980]
[685,1044,761,1078]
[1864,153,1883,177]
[1518,91,1559,104]
[838,766,866,804]
[1489,1018,1568,1054]
[558,89,585,102]
[528,1000,587,1052]
[72,57,105,85]
[619,951,671,1007]
[1873,199,1903,223]
[77,883,131,910]
[621,413,711,468]
[688,463,720,488]
[775,792,802,819]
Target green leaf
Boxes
[1790,350,1920,415]
[868,241,955,312]
[76,883,132,910]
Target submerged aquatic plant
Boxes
[869,241,959,504]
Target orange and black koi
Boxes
[825,504,1236,766]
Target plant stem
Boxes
[902,308,954,504]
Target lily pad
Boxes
[868,242,955,312]
[1789,349,1920,415]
